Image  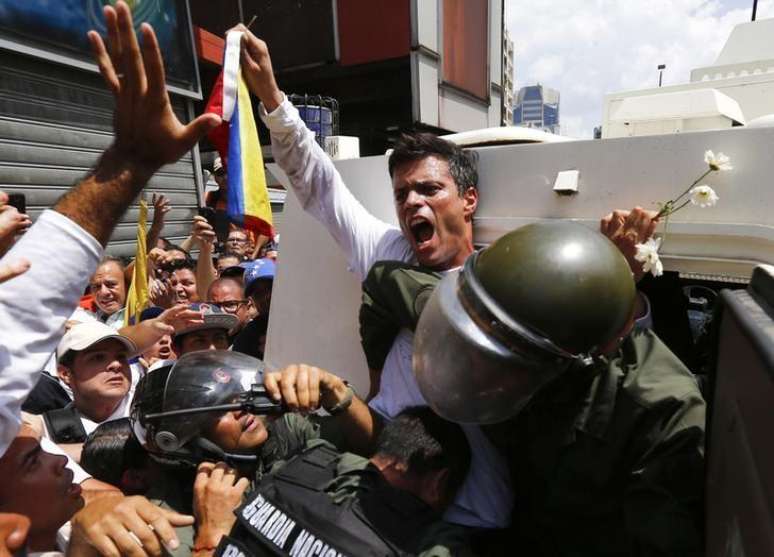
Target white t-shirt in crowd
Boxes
[0,210,103,457]
[41,394,131,442]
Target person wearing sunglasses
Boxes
[207,277,255,341]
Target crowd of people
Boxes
[0,3,707,556]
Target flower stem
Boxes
[655,168,714,218]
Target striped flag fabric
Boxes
[124,199,150,326]
[204,31,274,237]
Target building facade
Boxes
[513,84,560,134]
[602,18,774,138]
[191,0,506,156]
[502,28,515,126]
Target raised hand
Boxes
[226,24,284,111]
[193,462,249,552]
[150,193,171,228]
[0,195,32,257]
[191,215,217,246]
[87,1,220,173]
[600,207,659,282]
[263,364,350,414]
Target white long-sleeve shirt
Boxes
[0,210,103,457]
[260,97,513,528]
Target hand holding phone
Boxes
[193,211,217,246]
[0,193,31,256]
[198,206,229,245]
[7,193,26,215]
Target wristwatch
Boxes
[326,382,354,416]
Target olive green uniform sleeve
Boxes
[146,479,196,557]
[359,261,441,370]
[260,413,323,471]
[620,331,706,556]
[487,329,705,556]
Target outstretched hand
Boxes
[600,207,659,283]
[155,304,205,334]
[150,193,171,228]
[68,495,194,557]
[87,1,220,173]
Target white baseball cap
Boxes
[57,321,137,362]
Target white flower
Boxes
[689,185,719,208]
[704,150,733,171]
[634,237,664,277]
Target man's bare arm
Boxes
[54,2,219,247]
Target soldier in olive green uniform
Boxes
[359,221,705,556]
[217,409,472,557]
[131,351,472,556]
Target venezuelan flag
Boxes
[124,199,149,326]
[205,31,274,237]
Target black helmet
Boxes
[413,221,636,424]
[131,350,282,465]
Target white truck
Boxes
[264,121,774,555]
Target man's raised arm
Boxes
[56,3,219,243]
[0,1,219,457]
[231,25,408,280]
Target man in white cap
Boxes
[28,322,137,460]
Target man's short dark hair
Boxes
[58,350,76,369]
[375,406,471,498]
[161,255,195,273]
[388,132,478,196]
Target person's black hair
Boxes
[375,406,471,498]
[161,244,194,267]
[81,418,148,489]
[160,258,195,273]
[58,350,76,368]
[388,132,479,196]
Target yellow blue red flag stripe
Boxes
[204,31,274,237]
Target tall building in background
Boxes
[502,29,515,126]
[513,84,560,133]
[190,0,506,155]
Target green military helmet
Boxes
[413,221,636,424]
[475,220,636,355]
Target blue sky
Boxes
[506,0,774,137]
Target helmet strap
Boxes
[193,437,259,465]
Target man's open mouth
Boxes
[410,218,435,245]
